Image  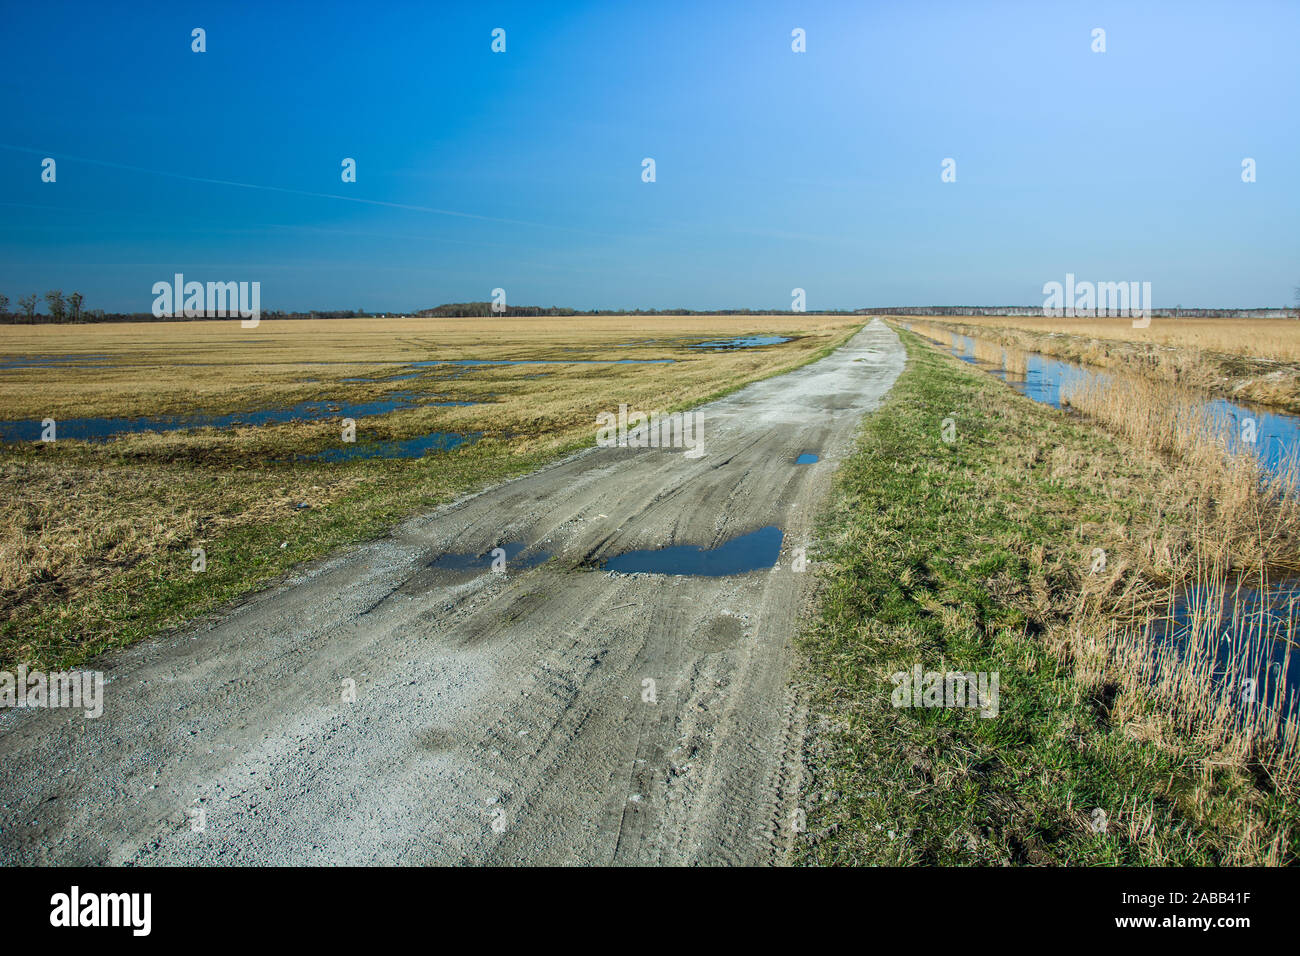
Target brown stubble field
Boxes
[0,314,863,668]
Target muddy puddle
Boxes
[429,540,551,572]
[602,525,783,576]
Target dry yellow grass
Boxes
[1058,371,1300,573]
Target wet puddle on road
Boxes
[429,540,552,572]
[795,452,819,464]
[603,525,783,576]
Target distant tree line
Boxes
[0,290,97,323]
[0,294,384,324]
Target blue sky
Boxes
[1,0,1297,312]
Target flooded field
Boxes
[0,394,480,443]
[0,317,842,462]
[0,314,863,673]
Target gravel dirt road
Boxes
[0,319,904,865]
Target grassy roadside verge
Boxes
[2,321,864,672]
[794,328,1297,865]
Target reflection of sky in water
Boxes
[1002,354,1094,411]
[1149,578,1300,719]
[945,338,1300,470]
[604,525,783,576]
[0,353,112,369]
[296,430,480,463]
[0,393,480,444]
[688,336,791,350]
[0,395,435,442]
[1204,399,1300,474]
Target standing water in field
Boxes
[0,394,478,444]
[688,336,792,350]
[294,430,481,463]
[0,353,112,370]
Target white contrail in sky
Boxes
[0,143,559,230]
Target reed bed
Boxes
[1066,560,1300,849]
[909,322,950,348]
[1004,345,1028,375]
[973,338,1004,367]
[1060,372,1300,573]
